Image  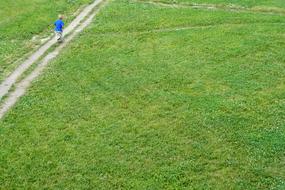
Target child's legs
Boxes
[55,31,63,41]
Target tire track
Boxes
[134,0,285,16]
[0,0,107,119]
[0,0,105,101]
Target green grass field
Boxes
[1,0,285,189]
[0,0,92,81]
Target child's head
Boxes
[58,14,64,20]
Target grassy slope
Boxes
[1,0,285,189]
[0,0,92,81]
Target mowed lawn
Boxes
[1,0,285,189]
[0,0,92,81]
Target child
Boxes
[54,15,64,42]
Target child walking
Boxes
[54,15,64,42]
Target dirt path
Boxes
[135,0,285,16]
[0,0,107,119]
[0,0,104,101]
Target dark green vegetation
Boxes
[0,0,92,80]
[1,0,285,189]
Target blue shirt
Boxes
[54,19,64,32]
